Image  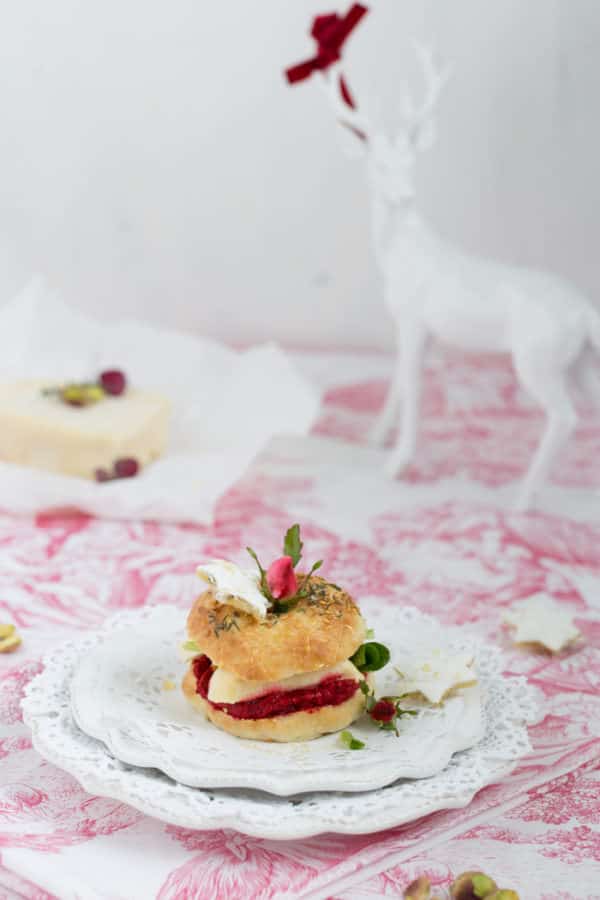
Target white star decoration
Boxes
[394,649,478,705]
[503,594,581,653]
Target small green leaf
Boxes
[366,627,375,639]
[246,547,274,602]
[350,642,391,673]
[246,546,265,577]
[283,524,303,567]
[292,560,324,602]
[379,721,397,732]
[182,640,201,653]
[358,679,377,711]
[351,644,366,669]
[339,730,365,750]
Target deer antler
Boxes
[400,41,451,148]
[321,62,371,144]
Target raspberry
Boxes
[114,457,139,478]
[369,699,396,723]
[99,369,127,396]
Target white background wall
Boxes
[0,1,598,350]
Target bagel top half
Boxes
[186,574,366,682]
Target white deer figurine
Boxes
[323,44,600,509]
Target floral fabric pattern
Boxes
[1,350,599,899]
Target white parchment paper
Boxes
[0,279,319,522]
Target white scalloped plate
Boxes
[21,608,538,838]
[67,606,487,795]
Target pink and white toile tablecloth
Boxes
[1,349,600,900]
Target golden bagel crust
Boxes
[186,575,366,682]
[182,666,369,742]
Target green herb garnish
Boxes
[293,559,323,599]
[207,610,241,638]
[246,525,325,615]
[360,679,417,736]
[283,524,303,567]
[360,678,375,713]
[246,546,275,603]
[350,641,391,673]
[339,730,365,750]
[269,560,324,614]
[182,640,201,653]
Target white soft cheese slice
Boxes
[394,649,477,705]
[208,659,362,705]
[503,594,580,653]
[197,560,270,619]
[0,379,170,480]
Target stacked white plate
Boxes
[22,605,538,839]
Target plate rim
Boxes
[24,709,520,839]
[21,606,539,838]
[68,604,489,795]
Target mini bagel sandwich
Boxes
[182,525,389,742]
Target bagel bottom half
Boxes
[182,667,370,742]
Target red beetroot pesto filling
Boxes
[192,655,359,720]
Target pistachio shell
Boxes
[451,871,498,900]
[61,383,105,406]
[0,633,21,653]
[404,875,431,899]
[86,385,105,402]
[472,874,498,898]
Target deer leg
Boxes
[573,351,600,411]
[368,357,401,446]
[385,323,427,478]
[514,362,577,511]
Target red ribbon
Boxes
[285,4,369,87]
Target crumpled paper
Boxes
[0,278,319,522]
